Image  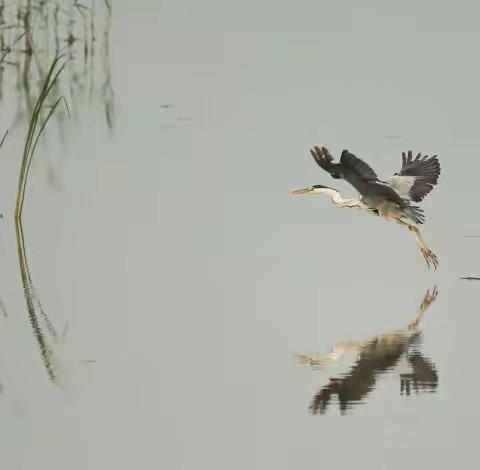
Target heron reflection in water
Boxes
[297,287,439,415]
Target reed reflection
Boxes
[297,287,438,415]
[0,0,114,130]
[16,216,59,382]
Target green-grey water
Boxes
[0,1,479,468]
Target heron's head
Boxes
[291,184,331,195]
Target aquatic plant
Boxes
[15,54,65,382]
[16,55,64,217]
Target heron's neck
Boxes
[331,192,344,203]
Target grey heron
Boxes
[297,287,439,415]
[292,146,441,268]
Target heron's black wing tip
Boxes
[397,152,441,201]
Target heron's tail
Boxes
[405,205,425,225]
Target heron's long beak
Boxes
[291,187,314,195]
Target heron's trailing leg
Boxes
[409,224,438,270]
[393,218,438,269]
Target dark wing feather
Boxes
[391,151,441,202]
[400,151,440,181]
[309,146,341,178]
[340,150,378,180]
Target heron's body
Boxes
[364,195,402,217]
[292,146,441,268]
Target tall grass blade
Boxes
[15,56,64,219]
[14,55,65,382]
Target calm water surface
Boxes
[1,1,480,468]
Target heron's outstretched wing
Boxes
[309,147,384,199]
[309,146,341,177]
[389,151,440,202]
[340,150,378,180]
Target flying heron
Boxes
[297,287,439,415]
[292,146,441,268]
